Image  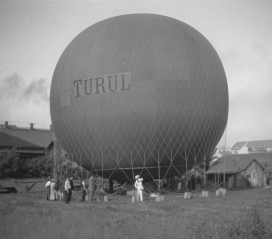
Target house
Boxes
[230,141,248,154]
[0,121,53,159]
[231,139,272,154]
[205,153,271,188]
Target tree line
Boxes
[0,148,53,178]
[0,148,89,179]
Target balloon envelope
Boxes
[50,14,228,181]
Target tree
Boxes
[0,148,25,178]
[0,149,54,178]
[26,155,54,178]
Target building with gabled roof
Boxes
[205,153,272,188]
[230,141,248,154]
[230,139,272,154]
[246,140,272,153]
[0,121,53,159]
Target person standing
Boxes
[191,174,196,190]
[177,181,182,190]
[97,177,105,201]
[109,178,114,193]
[64,177,71,203]
[45,178,52,200]
[69,177,74,201]
[196,176,202,189]
[80,178,86,202]
[49,179,56,201]
[134,175,144,202]
[88,174,95,202]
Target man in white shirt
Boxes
[134,175,144,202]
[80,178,86,202]
[64,177,71,203]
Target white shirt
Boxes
[45,181,51,187]
[64,180,71,191]
[135,179,143,190]
[82,181,86,190]
[50,182,56,190]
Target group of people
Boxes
[45,172,205,204]
[45,174,105,203]
[78,174,105,203]
[45,177,62,201]
[187,174,202,190]
[155,174,203,191]
[45,177,74,202]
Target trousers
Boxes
[137,190,143,202]
[88,190,94,202]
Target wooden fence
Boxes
[0,179,46,193]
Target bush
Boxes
[0,149,24,178]
[0,149,53,178]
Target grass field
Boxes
[1,187,272,239]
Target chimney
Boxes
[5,121,9,128]
[30,123,34,130]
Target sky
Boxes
[0,0,272,147]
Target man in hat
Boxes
[134,175,144,202]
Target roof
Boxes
[0,127,52,148]
[218,150,236,156]
[206,153,271,174]
[264,167,272,173]
[206,170,243,175]
[0,131,38,148]
[231,141,247,151]
[231,139,272,151]
[246,139,272,149]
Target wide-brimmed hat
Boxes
[135,175,139,179]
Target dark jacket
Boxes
[70,180,74,190]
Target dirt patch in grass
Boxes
[1,188,272,239]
